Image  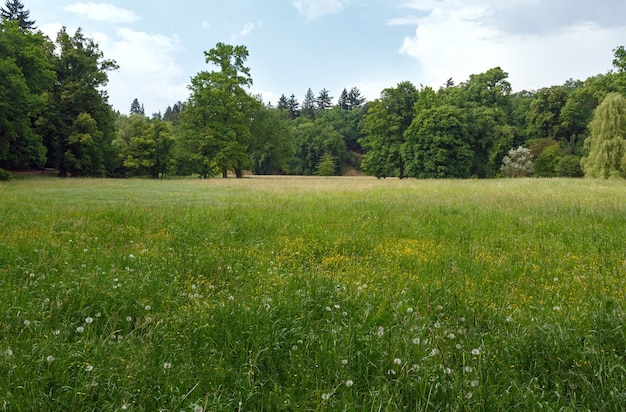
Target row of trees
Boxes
[3,0,626,179]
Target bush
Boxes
[534,145,562,177]
[501,146,534,177]
[555,155,584,177]
[0,168,12,181]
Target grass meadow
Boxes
[1,176,625,411]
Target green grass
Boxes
[1,176,625,411]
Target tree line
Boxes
[2,0,626,180]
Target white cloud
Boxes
[231,22,260,41]
[292,0,350,20]
[99,28,188,113]
[396,0,626,91]
[64,3,140,24]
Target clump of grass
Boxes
[1,177,625,410]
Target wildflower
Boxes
[46,355,54,362]
[85,365,93,372]
[85,317,94,324]
[394,358,402,365]
[76,326,84,333]
[345,380,354,387]
[471,348,481,356]
[163,362,172,369]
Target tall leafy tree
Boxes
[181,42,255,178]
[1,0,35,30]
[403,105,473,178]
[581,93,626,178]
[38,27,118,176]
[248,104,294,175]
[360,81,418,178]
[0,19,54,170]
[292,121,346,175]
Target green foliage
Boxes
[1,0,35,30]
[534,144,562,177]
[360,81,418,178]
[182,42,256,178]
[403,105,473,178]
[0,167,11,180]
[37,27,118,176]
[316,152,336,176]
[581,93,626,178]
[248,104,294,175]
[555,155,583,177]
[292,121,346,175]
[0,19,54,170]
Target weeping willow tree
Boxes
[581,93,626,178]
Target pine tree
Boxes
[301,88,316,119]
[277,94,289,111]
[348,87,366,109]
[316,88,333,110]
[287,94,300,119]
[338,88,349,110]
[130,98,144,116]
[1,0,35,30]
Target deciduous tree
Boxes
[581,93,626,178]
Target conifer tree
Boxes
[1,0,35,30]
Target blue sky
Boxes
[26,0,626,115]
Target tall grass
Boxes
[1,177,625,410]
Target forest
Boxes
[2,0,626,181]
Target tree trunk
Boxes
[222,169,228,178]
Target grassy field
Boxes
[1,176,625,411]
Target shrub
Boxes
[0,168,12,181]
[555,155,584,177]
[501,146,533,177]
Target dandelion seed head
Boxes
[23,320,31,326]
[465,391,473,399]
[471,379,479,387]
[406,307,414,314]
[341,359,348,365]
[444,367,452,374]
[345,379,354,387]
[464,366,473,373]
[471,348,481,356]
[126,316,132,322]
[413,337,420,345]
[85,317,94,324]
[128,253,135,259]
[506,315,513,322]
[52,329,60,336]
[85,364,93,372]
[76,326,84,333]
[46,355,54,362]
[5,349,13,357]
[394,358,402,365]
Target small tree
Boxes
[316,152,336,176]
[501,146,534,177]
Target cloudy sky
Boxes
[26,0,626,115]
